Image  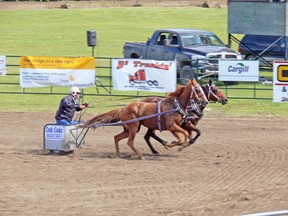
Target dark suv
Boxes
[238,34,286,66]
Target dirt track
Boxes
[0,111,287,216]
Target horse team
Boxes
[82,79,227,159]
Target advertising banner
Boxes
[218,60,259,82]
[20,56,95,88]
[112,59,176,92]
[0,55,6,76]
[273,61,288,102]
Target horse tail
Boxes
[84,108,121,127]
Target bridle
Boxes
[190,83,209,106]
[204,84,222,103]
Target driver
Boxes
[55,86,89,125]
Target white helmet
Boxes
[70,86,80,94]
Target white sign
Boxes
[0,55,6,76]
[273,61,288,102]
[218,60,259,82]
[20,56,95,88]
[45,125,64,140]
[112,59,176,92]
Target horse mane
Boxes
[84,108,121,126]
[167,85,185,99]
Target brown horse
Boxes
[141,79,228,154]
[83,79,209,159]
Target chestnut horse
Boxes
[83,79,209,159]
[141,79,228,154]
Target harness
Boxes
[156,98,188,132]
[187,99,203,119]
[173,98,188,119]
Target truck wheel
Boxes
[246,55,256,60]
[179,65,194,85]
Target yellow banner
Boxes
[20,56,95,69]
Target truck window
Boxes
[171,34,179,45]
[156,33,168,46]
[182,36,197,47]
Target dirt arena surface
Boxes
[0,111,287,216]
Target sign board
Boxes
[228,1,287,36]
[273,61,288,102]
[218,60,259,82]
[112,59,176,92]
[45,125,64,140]
[43,124,86,152]
[0,55,6,76]
[20,56,95,88]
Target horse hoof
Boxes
[189,139,196,145]
[167,143,175,148]
[153,152,160,155]
[162,141,169,149]
[128,154,142,160]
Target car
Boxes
[238,34,287,67]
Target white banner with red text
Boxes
[20,56,95,88]
[112,59,176,92]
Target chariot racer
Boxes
[55,86,89,125]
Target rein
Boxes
[73,109,87,122]
[88,107,180,128]
[157,101,162,132]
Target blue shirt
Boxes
[55,94,81,122]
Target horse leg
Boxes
[178,122,201,151]
[166,124,189,148]
[114,127,129,157]
[144,129,168,155]
[181,122,194,140]
[144,129,159,155]
[126,123,142,159]
[166,132,183,148]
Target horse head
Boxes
[202,79,228,105]
[189,79,209,106]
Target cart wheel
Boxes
[50,150,61,154]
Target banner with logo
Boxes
[273,61,288,102]
[0,55,6,76]
[218,60,259,82]
[112,59,176,92]
[20,56,95,88]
